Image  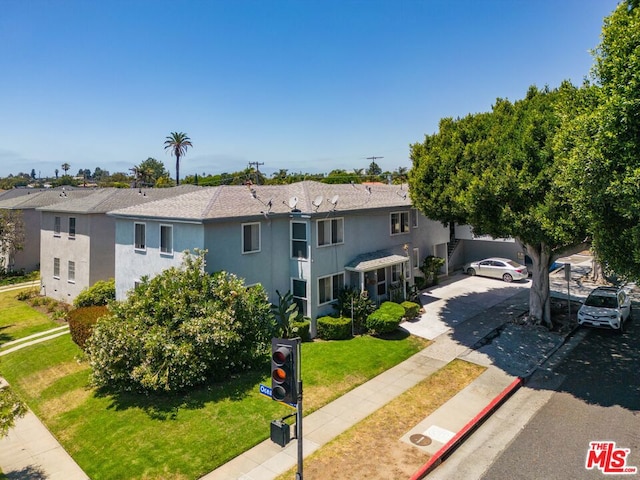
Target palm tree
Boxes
[61,163,70,175]
[164,132,192,185]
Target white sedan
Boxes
[464,257,528,283]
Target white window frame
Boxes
[318,273,344,306]
[134,222,146,251]
[54,216,61,237]
[160,224,173,255]
[391,263,402,283]
[69,217,76,238]
[68,260,75,283]
[242,222,261,254]
[412,248,420,270]
[317,217,344,247]
[291,221,308,259]
[53,257,60,279]
[390,211,410,235]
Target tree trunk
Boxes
[525,243,553,329]
[176,154,180,186]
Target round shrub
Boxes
[401,301,421,320]
[68,305,109,350]
[365,301,405,335]
[293,318,312,342]
[317,316,352,340]
[74,279,115,307]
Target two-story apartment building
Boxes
[0,188,95,273]
[38,186,199,303]
[109,181,450,333]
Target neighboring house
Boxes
[0,188,95,273]
[109,181,450,333]
[38,186,199,303]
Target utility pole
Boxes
[248,161,264,185]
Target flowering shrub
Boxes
[86,251,277,393]
[74,279,115,307]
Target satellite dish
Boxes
[312,195,323,209]
[288,196,298,209]
[329,195,339,205]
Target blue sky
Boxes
[0,0,620,180]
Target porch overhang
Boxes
[344,251,408,272]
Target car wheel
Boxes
[467,268,476,276]
[503,273,513,283]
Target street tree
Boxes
[409,86,586,328]
[559,0,640,280]
[164,132,192,186]
[0,383,26,437]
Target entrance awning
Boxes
[344,251,408,272]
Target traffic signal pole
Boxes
[296,379,303,480]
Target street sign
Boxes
[259,384,272,398]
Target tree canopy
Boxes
[409,85,586,327]
[559,0,640,280]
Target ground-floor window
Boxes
[292,279,307,316]
[318,273,344,305]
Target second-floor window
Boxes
[242,222,260,253]
[69,217,76,238]
[318,273,344,305]
[160,225,173,254]
[317,218,344,247]
[291,222,308,259]
[292,279,307,316]
[391,211,410,235]
[134,223,146,250]
[54,216,61,236]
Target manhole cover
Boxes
[409,433,432,447]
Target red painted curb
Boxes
[409,376,523,480]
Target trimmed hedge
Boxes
[366,301,405,335]
[68,306,109,350]
[401,301,421,320]
[293,318,312,342]
[317,316,352,340]
[74,279,115,307]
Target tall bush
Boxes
[335,287,376,334]
[68,306,109,351]
[86,251,277,392]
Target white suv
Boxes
[577,286,632,333]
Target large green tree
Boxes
[0,383,26,437]
[86,251,276,392]
[560,0,640,280]
[164,132,192,186]
[135,157,169,187]
[409,86,586,327]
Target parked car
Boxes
[577,286,632,333]
[463,257,528,282]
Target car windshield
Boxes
[585,295,618,309]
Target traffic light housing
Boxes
[271,338,299,405]
[270,419,291,447]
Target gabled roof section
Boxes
[0,189,95,210]
[36,185,200,214]
[108,181,413,222]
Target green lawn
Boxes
[0,332,429,480]
[0,289,60,348]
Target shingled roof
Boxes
[0,189,95,210]
[36,185,200,214]
[109,181,413,222]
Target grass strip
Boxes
[277,359,486,480]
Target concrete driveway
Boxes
[403,273,530,340]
